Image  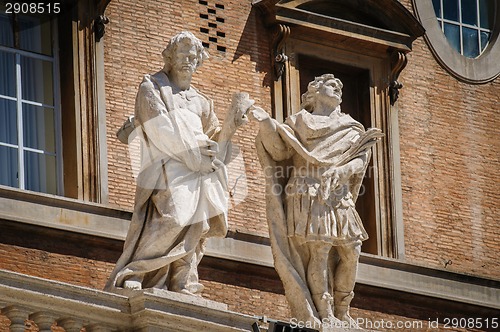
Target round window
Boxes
[413,0,500,83]
[432,0,494,58]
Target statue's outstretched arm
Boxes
[250,107,293,161]
[216,93,253,163]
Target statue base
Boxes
[109,287,257,331]
[112,287,228,310]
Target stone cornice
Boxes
[0,189,499,311]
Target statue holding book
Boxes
[250,74,383,327]
[106,31,252,296]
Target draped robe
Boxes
[105,71,228,293]
[255,109,382,324]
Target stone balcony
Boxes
[0,269,259,332]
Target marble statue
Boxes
[250,74,383,327]
[105,31,253,295]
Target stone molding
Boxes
[0,269,257,331]
[0,189,499,311]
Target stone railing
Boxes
[0,269,259,331]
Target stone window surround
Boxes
[0,186,498,311]
[0,0,110,203]
[58,0,109,203]
[280,39,405,259]
[413,0,500,83]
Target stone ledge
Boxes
[0,269,258,331]
[1,192,499,311]
[114,287,228,311]
[0,187,131,240]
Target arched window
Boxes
[432,0,495,58]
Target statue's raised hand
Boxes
[230,92,254,128]
[248,106,269,122]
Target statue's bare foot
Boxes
[123,280,142,290]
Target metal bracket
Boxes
[94,0,112,42]
[94,15,109,42]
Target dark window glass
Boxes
[0,146,18,187]
[461,0,478,26]
[0,51,16,97]
[18,15,53,56]
[443,0,459,21]
[23,104,56,153]
[0,99,18,145]
[24,151,57,194]
[0,13,14,47]
[21,56,54,105]
[444,23,461,53]
[480,31,490,51]
[462,27,479,57]
[433,0,442,17]
[479,0,494,29]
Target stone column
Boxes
[57,317,85,332]
[30,311,57,332]
[1,305,30,332]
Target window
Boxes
[432,0,495,58]
[0,0,110,203]
[413,0,500,83]
[0,11,62,195]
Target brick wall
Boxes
[397,0,500,280]
[104,0,499,280]
[104,0,271,237]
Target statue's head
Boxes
[301,74,343,113]
[162,31,209,74]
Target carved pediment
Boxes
[253,0,424,52]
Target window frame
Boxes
[0,0,110,203]
[413,0,500,83]
[0,14,64,195]
[433,0,493,58]
[280,38,404,257]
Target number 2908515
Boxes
[5,2,61,14]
